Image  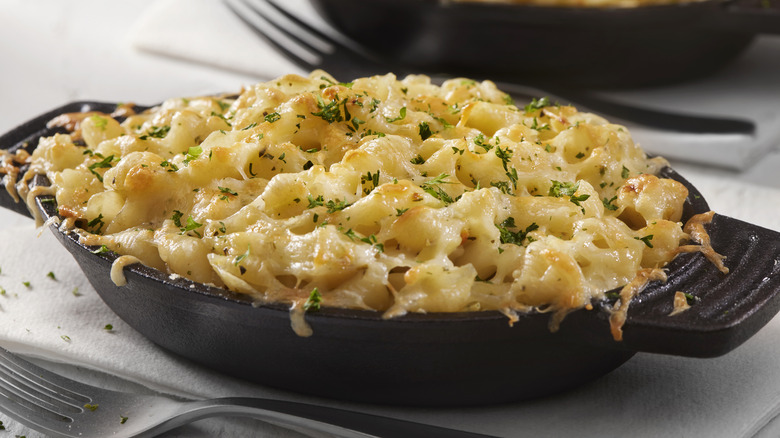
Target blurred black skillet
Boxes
[2,101,780,407]
[310,0,780,89]
[226,0,764,135]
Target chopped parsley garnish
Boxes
[524,97,551,113]
[47,271,57,280]
[360,234,385,253]
[160,160,179,172]
[218,186,238,201]
[350,117,365,131]
[635,234,654,248]
[139,125,170,140]
[305,195,352,213]
[549,180,590,210]
[385,107,407,123]
[212,112,233,127]
[496,217,539,247]
[622,165,630,179]
[264,112,281,123]
[410,154,426,165]
[84,403,99,411]
[361,129,386,138]
[602,196,618,211]
[90,115,108,131]
[528,117,550,131]
[171,210,184,227]
[88,154,116,182]
[234,245,250,266]
[361,170,381,195]
[307,194,325,209]
[216,99,231,113]
[325,198,351,213]
[181,216,203,236]
[432,115,454,129]
[490,181,512,195]
[91,245,110,255]
[183,146,202,165]
[606,291,620,300]
[312,95,348,123]
[87,214,105,234]
[505,167,519,190]
[319,75,335,86]
[396,208,409,216]
[366,97,381,113]
[104,324,113,331]
[304,287,322,312]
[343,228,357,241]
[420,173,455,204]
[474,133,493,152]
[418,122,434,140]
[494,145,513,170]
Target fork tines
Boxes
[226,0,329,68]
[0,348,91,429]
[224,0,393,78]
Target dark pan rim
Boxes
[5,101,780,361]
[311,0,735,22]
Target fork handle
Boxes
[162,397,496,438]
[490,81,755,135]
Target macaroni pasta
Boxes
[9,71,708,334]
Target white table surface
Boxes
[1,1,780,437]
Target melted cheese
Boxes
[5,71,726,336]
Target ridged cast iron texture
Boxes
[2,102,780,405]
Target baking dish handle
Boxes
[0,101,126,220]
[567,213,780,358]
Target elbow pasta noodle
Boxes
[11,71,704,332]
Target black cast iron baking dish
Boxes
[308,0,780,89]
[2,101,780,406]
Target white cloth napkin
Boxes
[2,1,780,437]
[2,199,780,438]
[129,0,780,170]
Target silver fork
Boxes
[0,347,495,438]
[224,0,755,135]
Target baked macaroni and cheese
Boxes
[4,71,725,338]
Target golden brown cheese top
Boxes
[16,71,695,326]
